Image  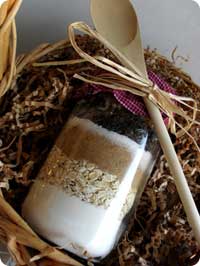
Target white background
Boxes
[15,0,200,85]
[193,0,200,6]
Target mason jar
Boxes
[22,92,160,262]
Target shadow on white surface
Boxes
[16,0,200,84]
[192,0,200,6]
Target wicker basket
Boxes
[0,2,199,266]
[0,0,23,98]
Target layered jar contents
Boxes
[22,93,159,261]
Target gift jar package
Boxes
[0,0,200,265]
[22,93,160,261]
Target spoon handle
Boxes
[145,99,200,242]
[90,0,200,244]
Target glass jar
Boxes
[22,92,160,262]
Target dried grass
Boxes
[0,0,23,97]
[0,35,199,266]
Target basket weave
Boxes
[0,3,199,266]
[0,0,22,98]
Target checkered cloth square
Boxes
[89,70,175,117]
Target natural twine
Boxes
[34,22,200,151]
[67,22,200,152]
[0,6,199,265]
[0,33,199,266]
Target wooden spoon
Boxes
[90,0,200,243]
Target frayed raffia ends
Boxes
[0,36,82,266]
[0,195,82,266]
[0,26,81,264]
[0,37,83,265]
[32,23,200,150]
[0,16,199,265]
[0,31,198,265]
[67,22,200,152]
[0,0,23,98]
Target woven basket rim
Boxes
[0,0,23,99]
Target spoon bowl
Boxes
[90,0,137,47]
[90,0,147,75]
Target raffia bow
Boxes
[66,22,200,151]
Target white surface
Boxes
[15,0,200,84]
[193,0,200,6]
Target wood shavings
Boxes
[171,46,189,65]
[0,64,74,190]
[109,49,200,266]
[0,35,199,265]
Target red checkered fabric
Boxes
[89,70,175,117]
[114,70,175,116]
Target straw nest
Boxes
[0,30,199,266]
